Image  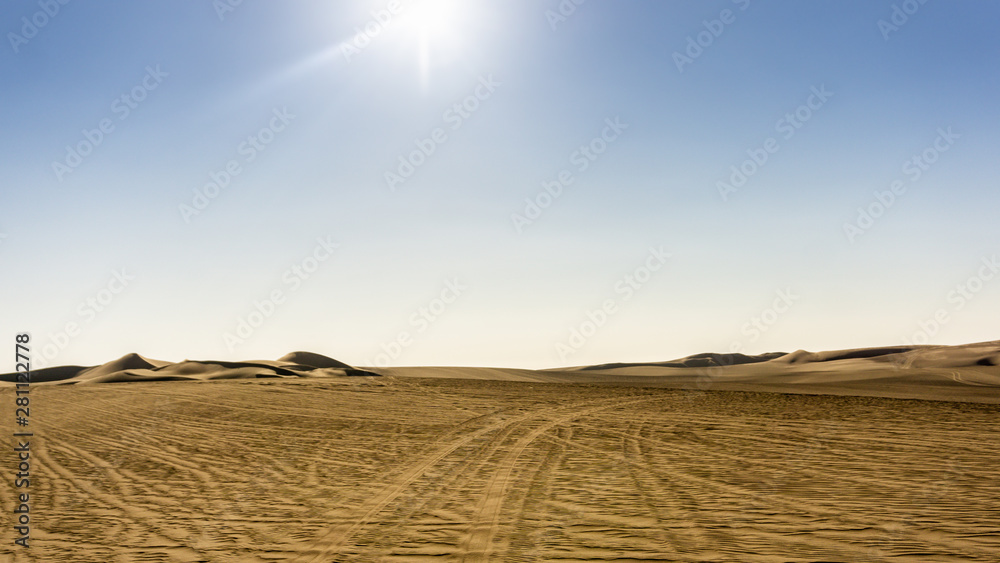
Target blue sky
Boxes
[2,0,998,369]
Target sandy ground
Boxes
[2,373,999,562]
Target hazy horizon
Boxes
[2,1,999,370]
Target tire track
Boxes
[291,395,655,562]
[627,416,997,561]
[618,417,693,554]
[457,396,662,562]
[534,412,995,560]
[332,408,542,560]
[31,438,208,560]
[498,424,570,562]
[289,406,545,561]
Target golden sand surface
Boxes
[2,374,998,562]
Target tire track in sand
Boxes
[457,396,661,563]
[291,395,656,562]
[31,438,209,561]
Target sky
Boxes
[1,0,998,370]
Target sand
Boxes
[1,341,998,561]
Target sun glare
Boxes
[395,0,468,89]
[406,0,463,40]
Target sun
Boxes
[394,0,469,88]
[405,0,463,40]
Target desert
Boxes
[5,2,1000,561]
[2,341,998,561]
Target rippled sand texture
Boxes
[2,377,998,562]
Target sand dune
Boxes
[3,341,999,403]
[277,350,354,369]
[1,351,380,385]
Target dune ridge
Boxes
[1,350,378,385]
[2,341,997,402]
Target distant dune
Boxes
[3,341,998,402]
[1,351,379,384]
